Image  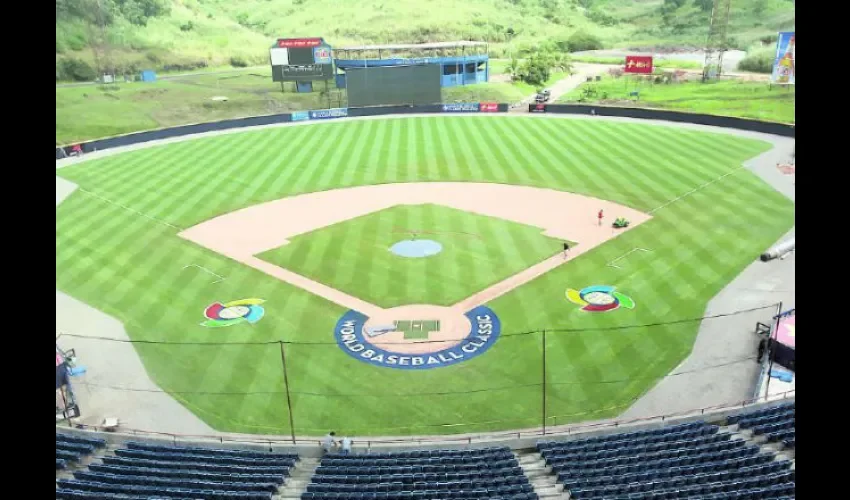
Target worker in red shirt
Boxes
[597,209,604,226]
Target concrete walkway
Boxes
[56,177,214,435]
[620,125,794,419]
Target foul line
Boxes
[607,248,651,269]
[182,264,225,284]
[648,167,743,215]
[79,188,182,231]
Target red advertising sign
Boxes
[624,56,653,74]
[277,38,323,48]
[480,102,499,113]
[532,103,546,113]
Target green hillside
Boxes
[56,0,795,78]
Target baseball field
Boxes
[55,115,794,436]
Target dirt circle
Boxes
[362,305,472,355]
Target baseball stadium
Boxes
[56,12,795,500]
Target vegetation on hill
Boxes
[56,0,795,80]
[559,75,795,123]
[56,64,569,144]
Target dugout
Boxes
[334,41,489,90]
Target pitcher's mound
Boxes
[389,239,443,258]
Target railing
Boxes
[62,390,795,451]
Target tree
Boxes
[508,56,521,80]
[566,31,603,52]
[518,50,553,86]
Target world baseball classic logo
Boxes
[201,299,265,327]
[334,306,502,370]
[566,285,635,312]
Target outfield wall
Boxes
[55,103,509,159]
[531,104,796,137]
[56,102,793,159]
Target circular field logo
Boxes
[201,298,265,327]
[566,285,635,312]
[334,306,501,370]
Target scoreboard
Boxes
[270,37,334,82]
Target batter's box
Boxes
[607,248,652,269]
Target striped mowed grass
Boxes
[55,116,794,436]
[257,204,565,308]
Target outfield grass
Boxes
[258,204,563,308]
[55,116,794,436]
[559,77,795,124]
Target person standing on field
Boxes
[597,209,604,226]
[563,241,570,260]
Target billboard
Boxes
[480,102,499,113]
[771,32,795,85]
[270,37,334,83]
[276,38,323,48]
[442,103,479,112]
[272,63,334,82]
[625,56,653,74]
[313,46,332,65]
[291,111,311,122]
[309,108,348,120]
[346,65,442,108]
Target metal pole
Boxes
[542,329,547,435]
[279,341,297,444]
[763,301,783,400]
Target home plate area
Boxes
[336,304,501,370]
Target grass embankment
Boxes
[56,0,795,76]
[571,56,702,70]
[56,64,561,144]
[559,76,795,123]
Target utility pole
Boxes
[702,0,732,81]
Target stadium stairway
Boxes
[56,431,109,483]
[516,450,569,499]
[278,457,320,499]
[726,403,796,462]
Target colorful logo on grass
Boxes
[566,285,635,312]
[201,299,265,328]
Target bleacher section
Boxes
[56,432,106,470]
[727,402,795,449]
[56,440,299,500]
[537,420,795,500]
[302,447,537,500]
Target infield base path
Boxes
[180,182,650,321]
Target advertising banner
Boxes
[276,38,323,48]
[479,102,499,113]
[291,111,311,122]
[531,103,547,113]
[313,46,332,65]
[771,32,795,85]
[273,63,334,82]
[309,108,348,120]
[625,56,653,74]
[442,103,480,112]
